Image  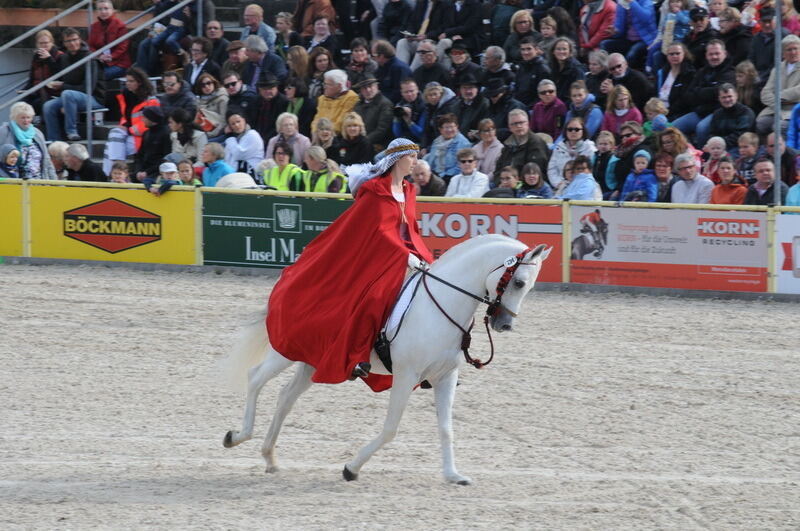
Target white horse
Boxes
[219,234,551,484]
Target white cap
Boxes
[159,162,178,173]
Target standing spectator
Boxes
[223,111,264,179]
[247,73,289,142]
[23,30,63,116]
[455,74,490,140]
[304,16,340,64]
[266,113,311,166]
[195,72,229,139]
[131,106,170,183]
[718,8,752,66]
[293,0,337,38]
[184,37,222,88]
[549,38,585,103]
[223,72,256,117]
[445,147,490,197]
[240,4,277,52]
[353,73,394,149]
[548,117,597,188]
[600,53,653,112]
[372,40,412,103]
[518,162,553,198]
[578,0,617,58]
[103,67,159,175]
[284,77,316,138]
[65,143,106,181]
[530,79,567,140]
[485,79,526,141]
[327,112,374,165]
[274,13,302,60]
[158,71,197,116]
[200,142,234,187]
[412,40,452,90]
[600,0,657,67]
[43,28,104,142]
[619,149,658,201]
[671,152,713,203]
[88,0,131,80]
[708,84,754,155]
[242,35,288,91]
[0,102,56,180]
[345,38,378,83]
[744,158,789,205]
[411,159,446,196]
[222,40,248,78]
[657,42,696,121]
[757,35,800,136]
[748,8,787,83]
[392,79,426,143]
[205,20,231,68]
[710,155,747,204]
[313,69,359,134]
[503,10,539,64]
[473,118,503,177]
[424,113,473,181]
[585,49,611,111]
[307,47,337,101]
[168,108,207,167]
[513,36,551,107]
[601,85,642,137]
[683,7,718,69]
[494,108,550,182]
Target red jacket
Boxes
[267,174,433,392]
[116,92,160,150]
[579,0,617,51]
[88,15,132,69]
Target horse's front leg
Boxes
[343,370,418,481]
[434,368,471,485]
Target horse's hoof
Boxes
[342,465,358,481]
[457,479,471,486]
[446,474,472,485]
[265,465,278,474]
[223,431,234,448]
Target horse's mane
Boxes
[432,234,527,268]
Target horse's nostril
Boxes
[501,324,511,331]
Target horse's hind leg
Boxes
[343,371,417,481]
[261,362,315,473]
[224,348,294,448]
[434,369,471,485]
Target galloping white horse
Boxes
[219,234,551,484]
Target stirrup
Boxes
[350,362,371,380]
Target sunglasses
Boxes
[224,81,238,88]
[609,64,624,71]
[566,127,583,132]
[459,159,475,163]
[416,50,434,54]
[538,89,555,95]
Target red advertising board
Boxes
[416,203,563,282]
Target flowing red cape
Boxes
[266,174,433,392]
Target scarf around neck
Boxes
[10,121,36,147]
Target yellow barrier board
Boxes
[0,182,24,257]
[29,185,196,264]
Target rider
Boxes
[579,209,605,256]
[266,138,433,392]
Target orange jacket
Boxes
[116,93,161,151]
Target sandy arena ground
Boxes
[1,263,799,529]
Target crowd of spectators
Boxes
[4,0,800,207]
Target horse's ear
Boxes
[528,244,550,262]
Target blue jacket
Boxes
[203,159,236,187]
[787,103,800,150]
[423,133,472,178]
[786,182,800,207]
[612,0,657,46]
[557,172,598,200]
[376,56,412,103]
[555,93,604,143]
[620,168,658,202]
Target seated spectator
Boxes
[683,7,719,70]
[654,126,701,166]
[242,35,288,91]
[555,81,602,143]
[445,147,490,197]
[168,108,207,167]
[555,155,600,199]
[195,72,229,139]
[787,173,800,206]
[420,82,459,148]
[481,47,515,88]
[222,71,257,117]
[601,85,643,137]
[184,37,222,88]
[132,106,170,183]
[394,0,450,68]
[412,40,452,90]
[553,159,573,197]
[424,113,473,181]
[293,0,336,39]
[702,136,729,184]
[0,102,56,180]
[327,112,373,165]
[146,161,182,195]
[287,44,309,83]
[745,158,789,205]
[718,7,752,66]
[513,36,551,108]
[643,107,670,139]
[448,40,483,90]
[600,0,656,67]
[766,132,799,187]
[222,40,248,78]
[313,69,359,135]
[495,108,550,183]
[537,17,558,55]
[263,140,304,190]
[345,38,378,83]
[274,12,303,60]
[109,160,130,183]
[473,118,503,177]
[748,7,787,83]
[619,149,657,201]
[241,4,277,51]
[392,79,425,144]
[708,0,725,30]
[284,77,316,138]
[646,0,689,74]
[653,152,677,202]
[484,166,521,198]
[411,159,446,196]
[248,73,289,142]
[757,35,800,136]
[377,0,412,46]
[710,155,747,204]
[65,143,106,181]
[305,16,340,63]
[593,130,616,197]
[709,83,754,156]
[671,152,713,203]
[503,10,538,64]
[159,71,197,116]
[518,162,553,198]
[88,0,131,80]
[578,0,617,58]
[43,28,104,142]
[485,79,526,142]
[223,110,264,179]
[657,42,696,122]
[601,53,653,112]
[102,67,159,175]
[735,61,762,116]
[307,47,337,101]
[490,0,522,53]
[48,141,70,179]
[134,0,192,75]
[24,30,63,116]
[549,38,585,103]
[736,132,761,185]
[353,73,393,149]
[548,117,597,189]
[311,117,337,151]
[531,79,567,140]
[607,121,650,198]
[455,74,490,141]
[300,146,347,192]
[205,20,230,68]
[266,113,311,166]
[585,49,611,111]
[547,6,579,44]
[0,145,21,179]
[178,159,201,186]
[201,142,234,187]
[372,40,412,103]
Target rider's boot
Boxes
[350,362,371,380]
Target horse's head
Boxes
[486,244,551,333]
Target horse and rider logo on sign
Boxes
[63,198,162,253]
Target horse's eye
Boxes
[514,279,525,289]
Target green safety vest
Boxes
[301,169,348,193]
[263,164,303,191]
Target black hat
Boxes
[760,6,776,20]
[142,106,164,123]
[256,72,278,88]
[483,78,507,97]
[352,73,379,90]
[456,73,480,88]
[689,6,709,20]
[446,39,470,55]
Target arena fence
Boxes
[3,179,800,294]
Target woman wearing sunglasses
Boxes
[547,117,597,189]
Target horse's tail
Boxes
[215,304,270,393]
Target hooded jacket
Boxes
[422,86,458,147]
[514,55,551,106]
[611,0,657,45]
[559,93,604,140]
[620,168,658,202]
[579,0,617,51]
[556,171,600,200]
[710,181,747,205]
[0,144,20,179]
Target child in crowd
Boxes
[559,81,604,141]
[710,155,747,204]
[178,159,202,186]
[647,0,691,73]
[555,156,600,200]
[552,159,573,196]
[642,99,671,137]
[620,150,658,202]
[518,162,553,198]
[708,0,727,30]
[538,16,558,56]
[483,166,521,198]
[736,132,761,185]
[593,131,616,198]
[0,144,21,179]
[147,161,182,196]
[109,161,130,183]
[601,85,643,137]
[702,136,729,184]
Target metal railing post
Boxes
[197,0,204,37]
[86,1,94,149]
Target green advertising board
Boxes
[203,192,351,267]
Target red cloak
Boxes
[266,174,433,392]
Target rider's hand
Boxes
[408,254,428,270]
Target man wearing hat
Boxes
[133,106,170,183]
[455,73,489,140]
[222,40,248,78]
[248,72,289,141]
[448,40,482,89]
[683,7,719,69]
[353,74,394,150]
[484,79,526,141]
[749,7,788,82]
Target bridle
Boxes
[418,248,534,369]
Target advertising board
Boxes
[775,213,800,294]
[0,182,23,257]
